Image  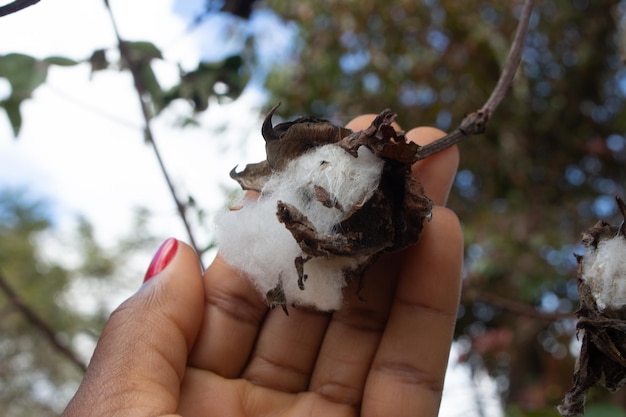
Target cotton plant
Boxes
[216,104,432,312]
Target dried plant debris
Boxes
[558,196,626,416]
[215,103,432,311]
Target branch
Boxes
[0,0,40,17]
[464,288,574,323]
[417,0,534,161]
[103,0,203,262]
[0,270,87,372]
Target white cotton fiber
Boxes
[581,236,626,310]
[215,144,384,310]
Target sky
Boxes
[0,1,503,415]
[0,0,269,253]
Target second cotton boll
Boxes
[216,144,384,311]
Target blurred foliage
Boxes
[0,41,248,137]
[0,190,91,416]
[0,189,157,416]
[0,53,78,136]
[261,0,626,412]
[162,55,247,113]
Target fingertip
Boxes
[406,126,447,146]
[344,114,377,131]
[136,239,205,347]
[345,114,402,131]
[406,127,459,207]
[144,238,179,283]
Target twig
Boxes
[0,0,40,17]
[464,288,574,323]
[0,270,87,372]
[417,0,533,161]
[103,0,203,262]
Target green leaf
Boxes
[0,53,48,99]
[1,99,22,137]
[123,40,163,63]
[0,53,51,137]
[162,55,246,112]
[42,56,78,67]
[88,49,109,73]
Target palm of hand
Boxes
[180,211,460,417]
[175,121,462,417]
[62,120,462,417]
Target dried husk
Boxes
[228,106,433,309]
[558,214,626,416]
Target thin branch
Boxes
[0,270,87,372]
[417,0,534,161]
[464,288,574,323]
[103,0,203,262]
[0,0,40,17]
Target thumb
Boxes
[63,239,204,417]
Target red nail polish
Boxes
[144,238,178,283]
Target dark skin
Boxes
[62,116,462,417]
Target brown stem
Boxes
[464,288,574,322]
[417,0,534,161]
[0,0,40,17]
[0,270,87,372]
[103,0,203,262]
[616,195,626,236]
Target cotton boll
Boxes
[282,255,364,311]
[581,236,626,310]
[215,144,384,310]
[559,200,626,417]
[215,197,301,296]
[217,107,434,311]
[264,145,384,231]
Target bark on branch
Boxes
[0,270,87,372]
[103,0,203,261]
[0,0,40,17]
[464,288,574,323]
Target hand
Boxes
[62,118,463,417]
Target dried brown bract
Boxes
[558,196,626,416]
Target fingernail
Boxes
[144,238,178,283]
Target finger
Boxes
[187,255,268,377]
[241,306,331,392]
[178,368,355,417]
[363,207,463,417]
[345,115,459,207]
[345,114,402,132]
[63,240,204,416]
[224,115,406,394]
[306,117,458,406]
[407,126,459,206]
[308,254,400,407]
